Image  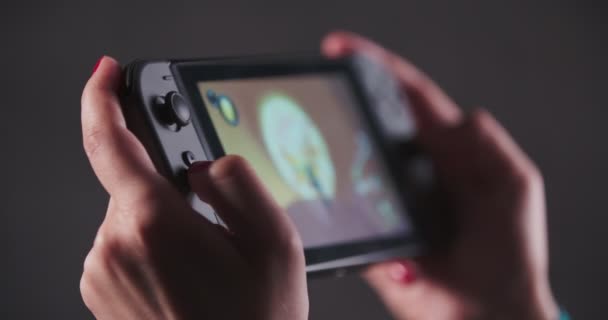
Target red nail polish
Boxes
[189,160,213,173]
[388,261,417,284]
[401,267,416,284]
[92,57,104,75]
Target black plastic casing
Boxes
[120,54,440,276]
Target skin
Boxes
[80,57,308,320]
[321,32,559,320]
[80,31,559,320]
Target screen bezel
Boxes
[172,55,424,265]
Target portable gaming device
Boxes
[120,54,436,275]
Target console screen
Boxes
[197,73,412,248]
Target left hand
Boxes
[79,56,309,320]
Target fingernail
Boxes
[92,56,104,75]
[189,161,213,174]
[388,261,416,284]
[324,38,343,56]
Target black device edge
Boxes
[167,55,429,270]
[120,61,180,189]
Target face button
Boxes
[182,151,196,167]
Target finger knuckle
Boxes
[468,108,494,134]
[275,232,305,262]
[82,250,96,274]
[466,109,507,152]
[123,211,166,261]
[94,233,126,266]
[82,125,107,159]
[124,185,165,214]
[114,179,168,216]
[112,186,174,261]
[79,272,96,310]
[509,162,543,193]
[80,252,104,311]
[81,84,95,109]
[127,214,159,257]
[210,155,251,181]
[411,73,435,97]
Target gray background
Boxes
[1,0,605,318]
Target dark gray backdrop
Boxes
[1,1,605,318]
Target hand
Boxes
[79,57,308,320]
[322,32,559,320]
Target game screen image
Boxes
[197,73,412,248]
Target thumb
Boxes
[364,260,418,287]
[187,156,303,261]
[81,56,161,203]
[363,260,420,316]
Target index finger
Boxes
[81,56,162,203]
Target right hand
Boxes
[322,32,559,320]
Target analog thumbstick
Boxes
[160,91,191,128]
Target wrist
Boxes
[453,274,558,320]
[482,275,559,320]
[528,277,559,320]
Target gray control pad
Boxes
[353,54,416,140]
[136,62,219,223]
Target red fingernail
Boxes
[92,57,104,75]
[189,160,213,173]
[388,261,417,284]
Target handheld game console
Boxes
[120,54,436,275]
